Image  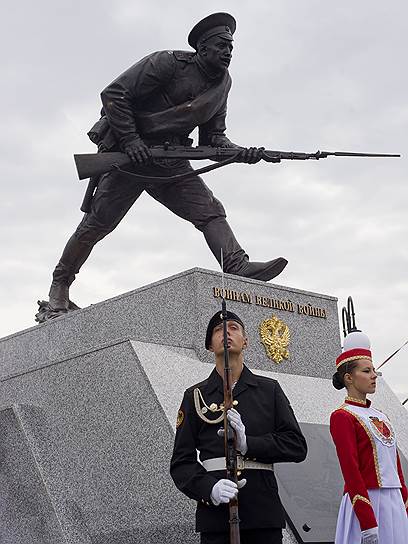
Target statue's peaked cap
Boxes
[188,12,236,50]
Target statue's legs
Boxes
[201,217,288,281]
[48,170,145,311]
[47,163,287,314]
[146,170,287,281]
[49,235,94,310]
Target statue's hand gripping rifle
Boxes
[74,145,400,180]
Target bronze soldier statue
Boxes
[37,13,288,322]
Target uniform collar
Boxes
[195,54,225,81]
[206,364,258,396]
[345,396,371,408]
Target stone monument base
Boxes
[0,268,407,543]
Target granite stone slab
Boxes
[132,341,408,459]
[191,269,340,378]
[0,267,340,380]
[132,341,408,543]
[12,404,93,544]
[0,339,406,543]
[0,270,405,543]
[0,342,196,543]
[0,405,65,544]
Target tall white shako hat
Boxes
[336,296,372,369]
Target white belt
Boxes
[202,456,274,472]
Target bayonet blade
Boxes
[320,151,400,158]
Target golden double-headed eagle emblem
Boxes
[259,316,290,363]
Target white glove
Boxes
[227,408,248,455]
[210,478,247,506]
[361,527,379,544]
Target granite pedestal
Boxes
[0,268,406,543]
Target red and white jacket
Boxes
[330,397,408,531]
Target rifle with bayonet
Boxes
[74,145,400,180]
[217,250,241,544]
[219,294,241,543]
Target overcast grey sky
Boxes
[1,1,407,402]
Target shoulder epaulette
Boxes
[186,376,209,393]
[332,404,348,413]
[172,50,196,63]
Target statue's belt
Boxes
[202,456,274,472]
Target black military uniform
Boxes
[170,318,307,543]
[43,12,287,319]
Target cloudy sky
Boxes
[1,1,407,403]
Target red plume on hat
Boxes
[336,297,372,369]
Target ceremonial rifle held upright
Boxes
[218,251,242,544]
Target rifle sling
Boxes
[111,152,241,183]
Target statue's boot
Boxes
[233,257,288,281]
[48,234,93,311]
[48,282,70,312]
[202,217,288,281]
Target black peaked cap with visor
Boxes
[205,310,245,350]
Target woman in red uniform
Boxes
[330,327,408,544]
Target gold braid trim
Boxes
[340,407,382,487]
[346,396,368,406]
[337,355,371,368]
[193,388,224,424]
[351,494,371,508]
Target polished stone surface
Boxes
[133,341,408,543]
[0,405,65,544]
[0,404,92,544]
[0,343,195,543]
[0,268,339,380]
[133,340,408,455]
[0,270,406,543]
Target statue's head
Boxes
[188,12,236,73]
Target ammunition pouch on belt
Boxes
[87,116,117,152]
[81,116,119,213]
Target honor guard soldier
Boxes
[170,310,307,544]
[39,12,288,322]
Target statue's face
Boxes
[199,35,233,73]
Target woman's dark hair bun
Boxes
[332,371,345,390]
